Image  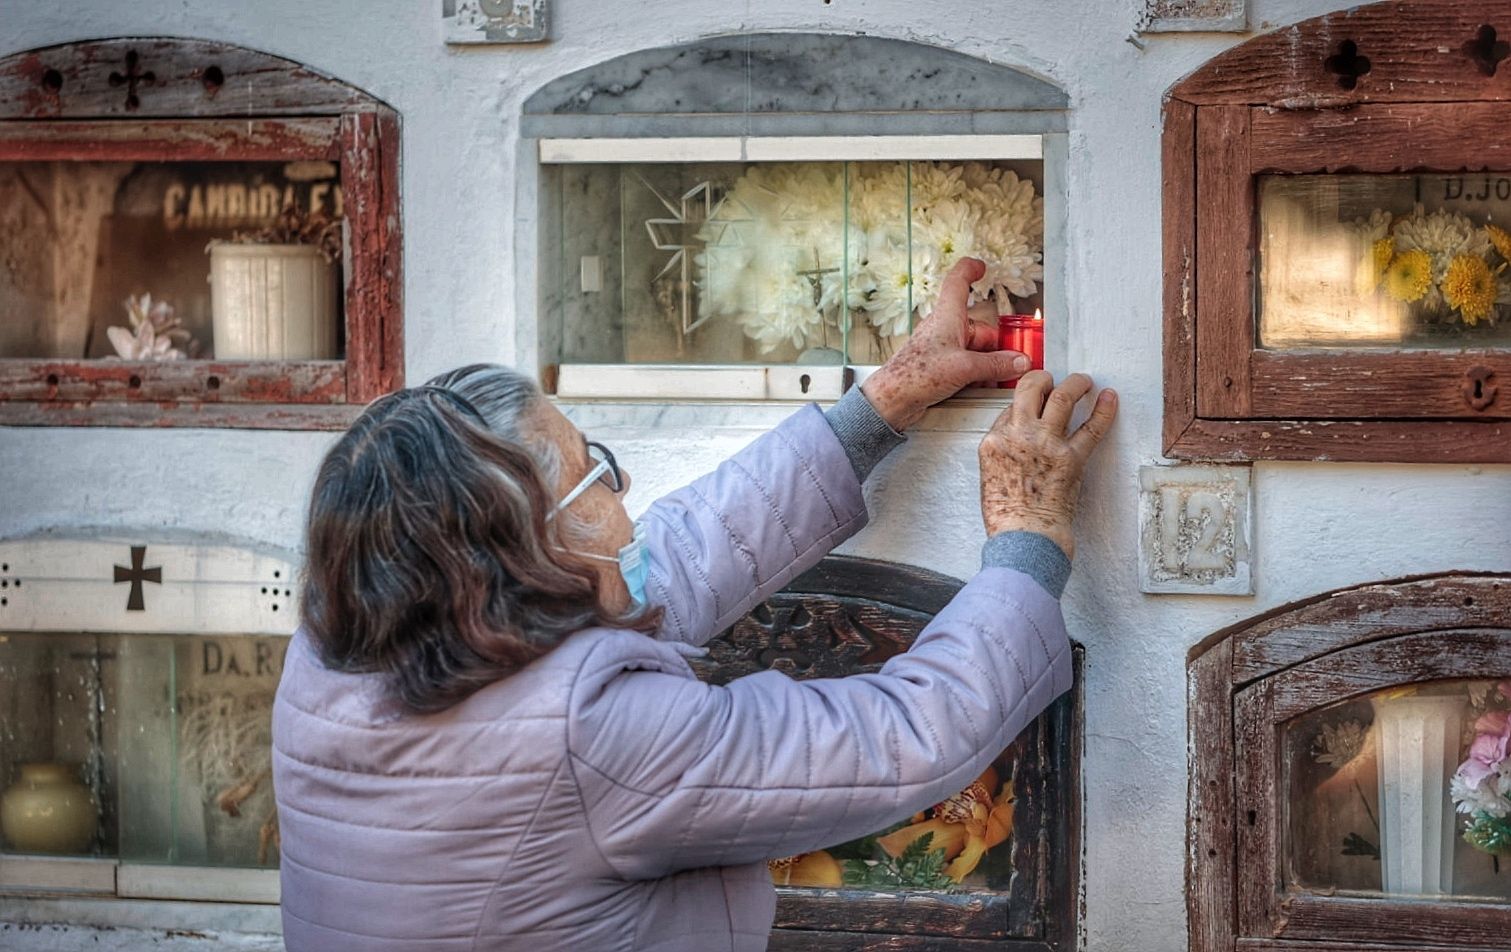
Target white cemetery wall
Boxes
[2,1,1510,950]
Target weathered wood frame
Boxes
[1188,573,1511,952]
[690,556,1081,951]
[1163,0,1511,462]
[0,38,402,429]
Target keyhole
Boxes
[1465,25,1510,77]
[1462,365,1499,411]
[799,373,811,394]
[1324,39,1371,91]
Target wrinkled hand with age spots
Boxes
[979,371,1117,560]
[860,257,1031,432]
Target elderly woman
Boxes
[273,258,1116,951]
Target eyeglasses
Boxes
[555,440,623,513]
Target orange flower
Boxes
[876,766,1016,882]
[769,850,843,887]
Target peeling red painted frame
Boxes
[1163,0,1511,462]
[1187,573,1511,952]
[0,38,402,429]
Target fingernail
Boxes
[1012,356,1030,373]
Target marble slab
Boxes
[523,33,1067,139]
[1139,0,1246,33]
[1138,464,1254,595]
[442,0,548,44]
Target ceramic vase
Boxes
[1371,694,1465,896]
[209,243,338,359]
[1,762,98,854]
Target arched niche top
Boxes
[0,36,391,119]
[1190,572,1511,688]
[1171,0,1511,107]
[522,32,1067,138]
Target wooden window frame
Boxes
[1163,0,1511,462]
[691,556,1081,951]
[0,38,402,429]
[1188,573,1511,952]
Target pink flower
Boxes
[1457,709,1511,789]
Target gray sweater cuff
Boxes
[823,386,906,482]
[983,531,1072,599]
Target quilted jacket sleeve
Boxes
[567,566,1072,880]
[639,403,870,647]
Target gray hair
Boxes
[424,364,603,547]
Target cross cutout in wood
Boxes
[108,50,156,111]
[1323,39,1371,91]
[113,545,162,612]
[1464,25,1511,77]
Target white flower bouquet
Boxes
[693,161,1043,357]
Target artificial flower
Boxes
[1443,253,1498,324]
[695,160,1042,354]
[1392,205,1491,311]
[106,293,197,361]
[876,767,1015,883]
[1383,249,1432,303]
[769,850,843,887]
[1487,223,1511,263]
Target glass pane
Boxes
[0,160,345,361]
[1259,174,1511,349]
[1284,679,1511,901]
[769,747,1020,891]
[552,158,1046,367]
[0,632,285,869]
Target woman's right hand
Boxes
[979,371,1117,560]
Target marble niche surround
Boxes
[516,32,1071,410]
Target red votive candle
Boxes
[998,310,1045,389]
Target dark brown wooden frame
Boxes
[1188,573,1511,952]
[1163,0,1511,462]
[691,556,1080,951]
[0,37,402,428]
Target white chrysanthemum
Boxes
[695,160,1044,350]
[734,265,825,354]
[1393,205,1492,311]
[1350,209,1392,244]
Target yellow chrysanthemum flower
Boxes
[1383,249,1432,303]
[1487,223,1511,263]
[1443,253,1497,325]
[1370,237,1394,289]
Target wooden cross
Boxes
[113,545,162,612]
[108,50,156,111]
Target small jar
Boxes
[1,762,99,854]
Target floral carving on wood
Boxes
[691,594,927,686]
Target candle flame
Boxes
[1033,308,1042,321]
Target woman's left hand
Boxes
[860,257,1030,431]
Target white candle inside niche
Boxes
[1371,693,1466,896]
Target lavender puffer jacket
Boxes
[273,403,1072,952]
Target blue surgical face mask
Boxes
[571,523,648,610]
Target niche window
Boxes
[0,38,402,429]
[1163,0,1511,462]
[523,34,1068,401]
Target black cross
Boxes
[107,50,155,111]
[113,545,161,612]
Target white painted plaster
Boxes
[1,1,1509,949]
